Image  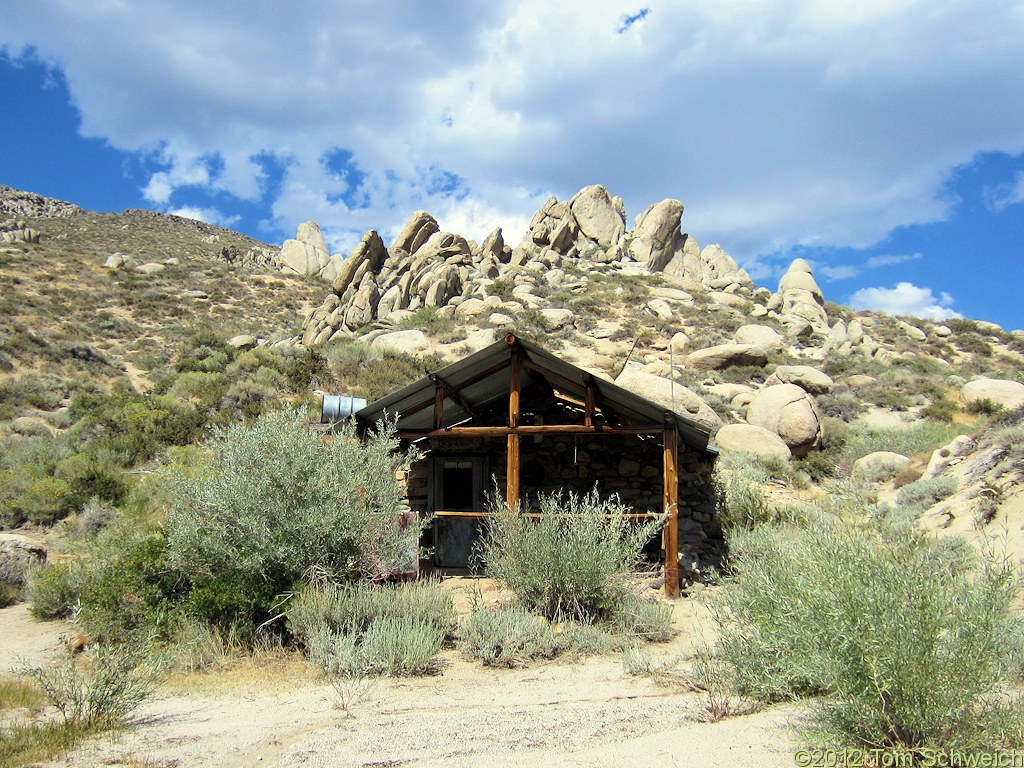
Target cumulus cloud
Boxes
[818,264,860,281]
[848,282,962,320]
[168,206,239,228]
[3,1,1024,258]
[987,171,1024,212]
[817,252,922,281]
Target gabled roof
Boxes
[355,334,716,454]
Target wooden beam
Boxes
[662,427,680,598]
[395,423,665,439]
[381,358,513,426]
[430,373,482,422]
[433,510,659,519]
[433,384,444,430]
[584,379,597,428]
[506,348,521,513]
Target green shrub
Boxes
[841,421,966,466]
[607,596,674,642]
[165,409,422,633]
[921,397,960,423]
[709,518,1024,754]
[75,529,185,643]
[478,490,664,623]
[794,451,839,483]
[965,397,1005,416]
[0,580,22,608]
[896,475,959,513]
[287,580,456,645]
[714,452,803,535]
[460,606,558,666]
[27,561,81,620]
[26,644,162,727]
[291,580,453,677]
[358,616,445,676]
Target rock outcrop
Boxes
[959,378,1024,411]
[768,259,829,337]
[684,344,769,371]
[300,184,762,343]
[713,424,792,459]
[614,368,723,433]
[745,383,823,456]
[279,220,332,277]
[764,365,834,395]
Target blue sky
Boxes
[2,1,1023,330]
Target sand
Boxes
[1,584,806,768]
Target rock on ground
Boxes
[713,424,792,459]
[745,383,823,457]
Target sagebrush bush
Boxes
[0,580,22,608]
[26,644,162,727]
[460,606,558,666]
[27,561,82,620]
[709,516,1024,754]
[289,580,453,677]
[287,579,456,645]
[896,475,959,514]
[479,490,664,623]
[165,408,421,632]
[714,452,804,535]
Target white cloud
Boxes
[818,264,861,281]
[168,206,239,228]
[3,1,1024,257]
[816,252,923,282]
[864,253,922,269]
[987,171,1024,212]
[848,282,962,320]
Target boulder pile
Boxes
[299,184,760,345]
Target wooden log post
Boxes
[433,383,444,430]
[506,343,522,514]
[662,425,680,597]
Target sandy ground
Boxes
[1,583,807,768]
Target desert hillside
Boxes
[1,184,1022,766]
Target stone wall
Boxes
[400,433,718,560]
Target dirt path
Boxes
[0,603,73,673]
[46,654,803,768]
[2,587,805,767]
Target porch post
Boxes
[506,346,522,513]
[662,425,680,597]
[433,384,444,430]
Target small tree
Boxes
[165,408,420,631]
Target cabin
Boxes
[351,334,719,596]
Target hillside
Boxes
[2,181,1024,550]
[2,184,1023,766]
[0,185,325,400]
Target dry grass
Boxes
[0,206,326,421]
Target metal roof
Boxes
[355,334,717,454]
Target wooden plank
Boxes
[395,423,665,439]
[433,510,658,519]
[662,427,680,598]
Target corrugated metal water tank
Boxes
[321,394,367,424]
